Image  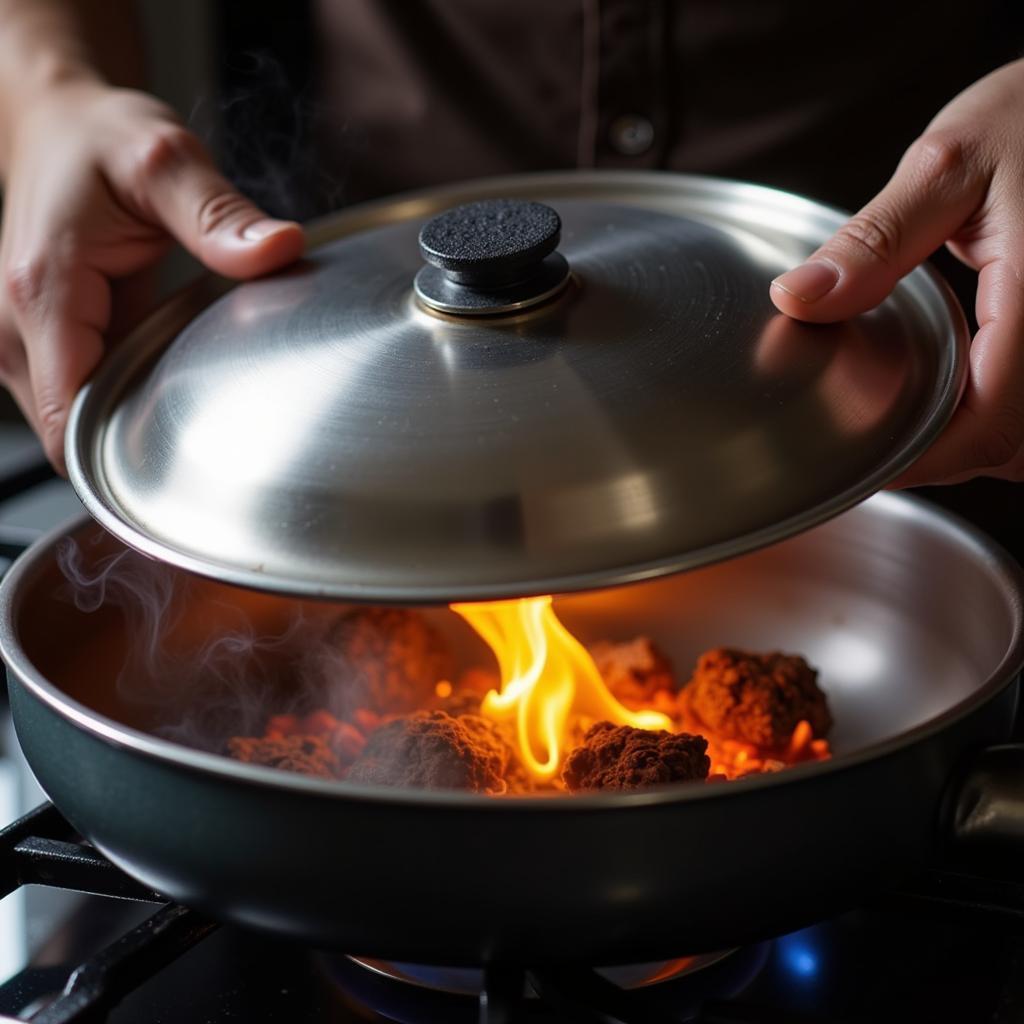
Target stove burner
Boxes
[323,946,770,1023]
[348,950,736,994]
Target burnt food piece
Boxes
[589,636,676,702]
[227,734,339,778]
[345,710,511,794]
[561,722,710,792]
[686,648,831,748]
[323,607,452,715]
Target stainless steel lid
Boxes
[67,172,968,602]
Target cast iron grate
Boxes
[0,803,216,1024]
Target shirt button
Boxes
[608,114,655,156]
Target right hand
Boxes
[0,80,304,470]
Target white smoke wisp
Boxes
[55,535,339,753]
[211,49,346,222]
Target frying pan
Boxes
[2,491,1023,965]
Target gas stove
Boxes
[0,426,1022,1024]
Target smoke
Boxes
[55,535,338,753]
[207,49,346,222]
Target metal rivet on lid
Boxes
[608,114,655,156]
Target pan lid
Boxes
[66,172,968,602]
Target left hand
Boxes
[769,58,1024,487]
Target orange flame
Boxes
[451,596,672,781]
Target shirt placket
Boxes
[584,0,670,169]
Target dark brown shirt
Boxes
[310,0,1020,212]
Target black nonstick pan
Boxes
[2,492,1023,965]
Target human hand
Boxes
[0,80,304,469]
[770,59,1024,486]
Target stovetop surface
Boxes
[2,872,1023,1024]
[0,425,1022,1023]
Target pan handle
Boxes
[950,743,1024,853]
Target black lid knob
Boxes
[415,199,571,316]
[419,199,561,287]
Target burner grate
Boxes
[2,805,160,904]
[0,803,217,1024]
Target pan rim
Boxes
[2,492,1022,811]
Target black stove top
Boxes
[0,426,1022,1024]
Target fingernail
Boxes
[771,261,840,303]
[241,218,293,242]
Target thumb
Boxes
[131,125,305,278]
[770,133,984,323]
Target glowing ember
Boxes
[450,596,672,781]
